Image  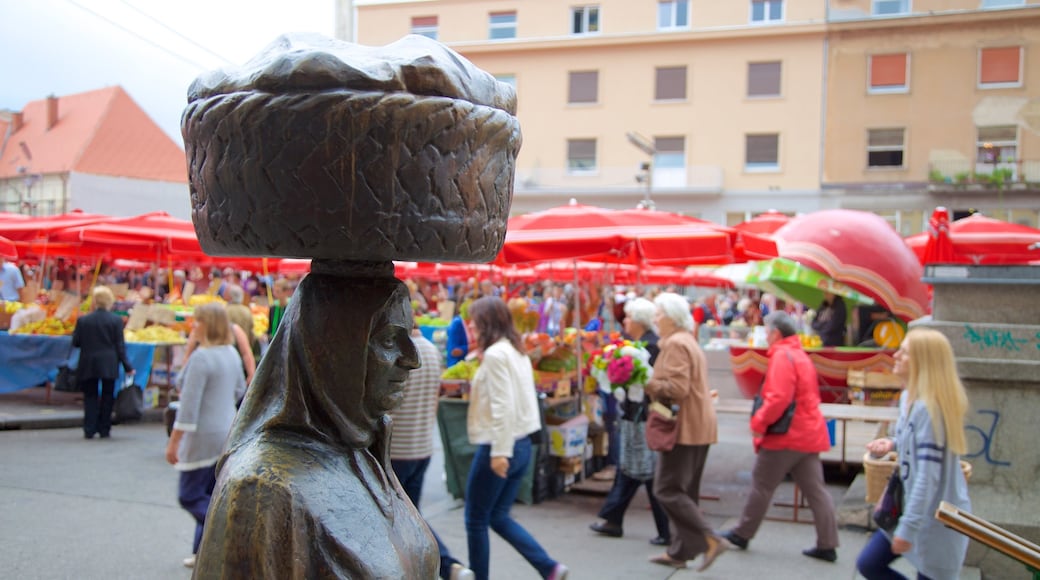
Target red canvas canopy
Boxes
[0,209,111,242]
[732,210,792,236]
[0,234,17,260]
[905,212,1040,265]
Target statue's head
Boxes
[362,285,420,420]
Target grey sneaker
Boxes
[449,562,475,580]
[548,562,569,579]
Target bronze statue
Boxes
[181,33,520,579]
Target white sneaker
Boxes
[182,555,196,568]
[450,562,474,580]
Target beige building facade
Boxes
[346,0,1040,234]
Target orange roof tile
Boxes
[0,86,187,183]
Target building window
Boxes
[747,61,781,98]
[872,0,909,15]
[867,128,905,168]
[750,0,783,23]
[979,46,1022,88]
[745,134,779,171]
[567,139,597,173]
[976,125,1018,177]
[568,71,599,104]
[655,66,687,101]
[868,53,909,93]
[495,74,517,89]
[571,5,600,34]
[982,0,1025,7]
[653,136,687,188]
[489,11,517,39]
[658,0,690,30]
[411,16,438,40]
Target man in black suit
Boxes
[72,286,134,439]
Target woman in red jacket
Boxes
[721,311,840,563]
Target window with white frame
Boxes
[982,0,1025,7]
[745,134,779,171]
[653,136,686,188]
[568,71,599,104]
[872,0,909,15]
[655,66,687,101]
[976,125,1018,177]
[867,128,905,168]
[658,0,690,30]
[868,53,909,93]
[747,61,781,98]
[978,46,1022,88]
[567,139,597,173]
[411,16,438,40]
[750,0,783,23]
[489,11,517,39]
[571,5,600,34]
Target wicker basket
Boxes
[864,453,974,503]
[863,451,898,503]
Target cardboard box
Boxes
[590,432,609,457]
[546,414,589,457]
[557,456,583,475]
[847,369,902,406]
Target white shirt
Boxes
[467,338,542,457]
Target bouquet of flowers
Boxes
[586,339,653,403]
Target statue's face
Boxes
[365,293,420,418]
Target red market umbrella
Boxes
[905,212,1040,265]
[498,202,777,266]
[732,210,792,236]
[0,234,17,260]
[773,210,929,322]
[0,209,111,242]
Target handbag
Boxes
[645,401,678,452]
[873,469,904,532]
[750,350,797,435]
[112,382,145,424]
[54,364,79,392]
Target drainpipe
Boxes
[818,34,830,208]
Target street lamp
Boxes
[626,132,656,209]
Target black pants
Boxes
[81,377,115,437]
[598,470,670,540]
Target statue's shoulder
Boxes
[220,431,341,494]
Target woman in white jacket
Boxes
[857,328,972,580]
[464,296,568,580]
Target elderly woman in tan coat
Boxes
[644,292,727,572]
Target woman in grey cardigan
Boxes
[165,303,245,569]
[857,328,971,580]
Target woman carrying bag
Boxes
[856,328,972,580]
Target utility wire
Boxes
[63,0,215,70]
[117,0,235,65]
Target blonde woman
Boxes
[856,328,971,580]
[166,302,245,568]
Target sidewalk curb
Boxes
[0,407,165,430]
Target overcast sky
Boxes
[0,0,337,146]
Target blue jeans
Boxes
[856,530,932,580]
[391,457,462,579]
[465,437,556,580]
[178,465,217,554]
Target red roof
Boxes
[0,86,187,183]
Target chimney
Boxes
[46,94,58,130]
[11,112,23,133]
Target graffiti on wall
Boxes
[965,409,1012,467]
[962,324,1037,353]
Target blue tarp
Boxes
[0,332,155,394]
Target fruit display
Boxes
[188,294,225,307]
[442,359,479,381]
[415,314,449,327]
[3,301,26,314]
[11,318,76,336]
[799,333,823,349]
[125,326,186,344]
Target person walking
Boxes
[589,297,671,546]
[644,292,727,572]
[856,328,971,580]
[72,286,134,439]
[464,296,568,580]
[0,255,25,301]
[721,311,840,562]
[390,322,474,580]
[165,303,245,568]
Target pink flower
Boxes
[607,356,634,385]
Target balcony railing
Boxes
[513,164,723,193]
[928,159,1040,188]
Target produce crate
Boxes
[847,369,903,407]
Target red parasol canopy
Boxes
[0,209,111,242]
[905,212,1040,265]
[732,210,792,236]
[0,234,17,260]
[498,202,777,266]
[773,210,929,322]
